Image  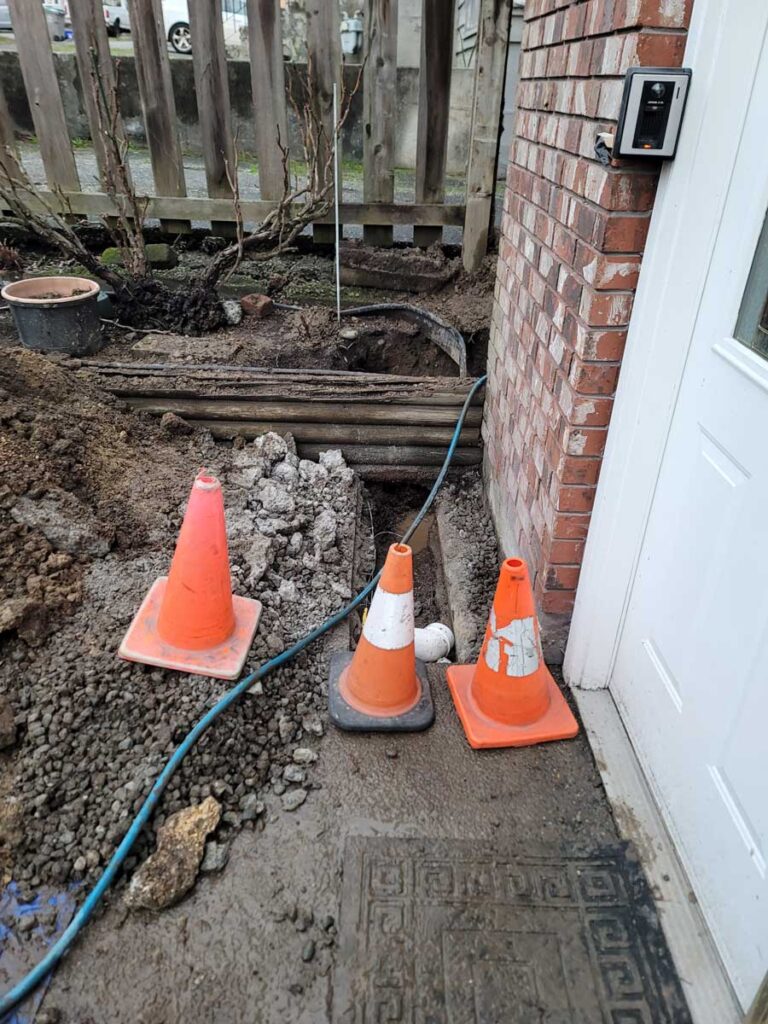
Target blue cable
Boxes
[0,375,487,1018]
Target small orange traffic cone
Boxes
[119,470,262,680]
[328,542,434,731]
[446,557,578,749]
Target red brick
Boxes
[544,565,581,590]
[629,30,688,68]
[579,288,634,327]
[557,454,603,485]
[547,538,586,564]
[556,486,597,513]
[601,213,651,253]
[575,327,628,361]
[617,0,693,29]
[539,590,576,614]
[552,512,592,540]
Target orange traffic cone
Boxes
[328,542,434,731]
[119,470,262,680]
[446,557,578,749]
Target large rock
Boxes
[244,532,275,587]
[125,797,221,911]
[258,480,295,517]
[0,596,37,636]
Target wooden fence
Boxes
[0,0,513,272]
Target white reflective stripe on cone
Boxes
[483,610,540,677]
[362,587,414,651]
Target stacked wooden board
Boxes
[81,362,485,476]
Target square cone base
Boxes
[328,651,434,732]
[446,663,579,749]
[118,577,263,681]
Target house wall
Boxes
[482,0,693,660]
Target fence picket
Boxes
[246,0,289,202]
[306,0,342,244]
[363,0,398,247]
[131,0,188,232]
[463,0,513,272]
[189,0,236,233]
[69,0,131,190]
[414,0,454,247]
[8,0,79,192]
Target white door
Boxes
[607,5,768,1009]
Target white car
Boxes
[163,0,247,54]
[103,1,130,36]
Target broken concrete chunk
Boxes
[132,333,242,361]
[298,459,328,488]
[312,509,337,552]
[319,449,346,472]
[281,789,307,812]
[271,461,299,487]
[200,840,229,873]
[243,532,275,588]
[258,480,296,517]
[253,432,288,465]
[292,747,318,765]
[222,299,243,325]
[11,490,113,557]
[125,796,221,911]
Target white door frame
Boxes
[564,0,768,691]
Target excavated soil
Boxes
[0,348,361,898]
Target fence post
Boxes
[463,0,513,272]
[8,0,79,192]
[246,0,288,203]
[131,0,189,233]
[69,0,131,191]
[363,0,398,248]
[189,0,236,234]
[413,0,454,248]
[306,0,342,245]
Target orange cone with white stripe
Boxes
[328,542,434,731]
[119,470,262,680]
[446,557,578,749]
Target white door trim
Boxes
[564,0,768,690]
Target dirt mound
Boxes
[0,349,201,643]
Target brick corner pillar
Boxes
[482,0,693,661]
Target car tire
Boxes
[168,21,192,54]
[106,22,117,37]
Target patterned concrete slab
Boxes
[333,837,691,1024]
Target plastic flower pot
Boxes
[1,277,103,357]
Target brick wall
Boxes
[483,0,692,658]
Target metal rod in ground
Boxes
[333,81,341,323]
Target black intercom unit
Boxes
[614,67,692,159]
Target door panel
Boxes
[610,6,768,1008]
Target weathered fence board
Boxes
[305,0,342,244]
[131,0,188,232]
[69,0,130,191]
[7,190,465,227]
[246,0,289,202]
[363,0,398,247]
[189,0,236,235]
[8,0,79,192]
[414,0,455,247]
[463,0,513,272]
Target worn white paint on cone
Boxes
[362,587,414,651]
[483,609,540,677]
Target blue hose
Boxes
[0,375,487,1017]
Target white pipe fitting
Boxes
[414,622,454,663]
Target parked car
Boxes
[0,1,67,36]
[162,0,247,54]
[103,0,130,36]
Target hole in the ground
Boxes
[341,329,460,377]
[360,482,451,630]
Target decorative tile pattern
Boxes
[333,838,691,1024]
